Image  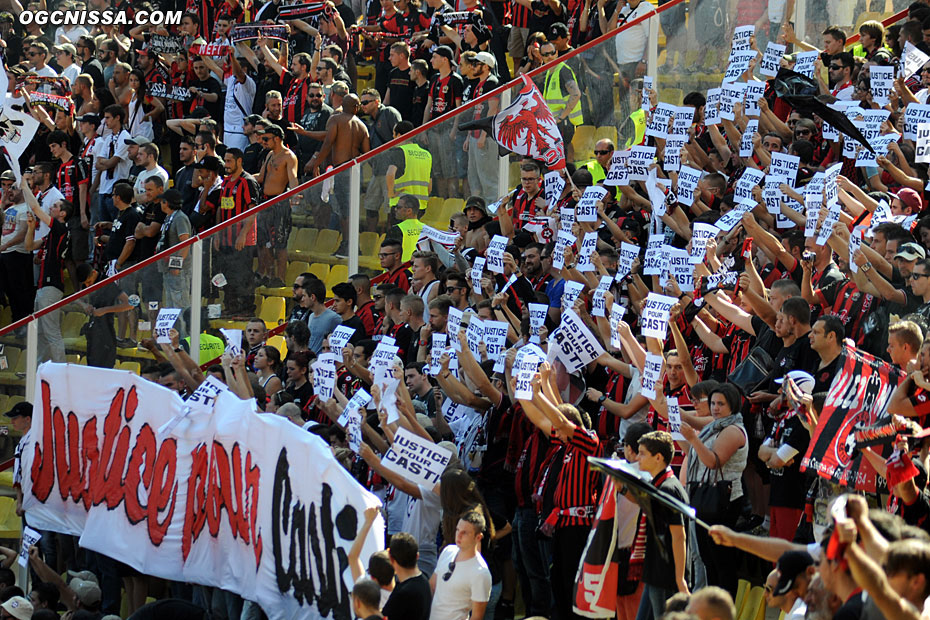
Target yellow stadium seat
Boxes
[326,265,349,294]
[854,12,883,36]
[509,160,521,186]
[307,229,342,263]
[359,232,386,271]
[0,497,20,538]
[734,579,749,614]
[308,262,330,281]
[0,354,26,386]
[260,297,287,328]
[594,126,618,147]
[0,471,13,490]
[118,361,141,375]
[572,125,596,160]
[0,395,8,414]
[442,198,464,221]
[0,349,20,376]
[288,228,319,260]
[424,196,444,222]
[659,88,684,106]
[737,586,765,620]
[62,312,87,346]
[261,261,310,298]
[66,354,80,364]
[267,335,287,358]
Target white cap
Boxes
[774,370,816,394]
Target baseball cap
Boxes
[895,242,927,262]
[75,114,100,125]
[4,402,32,419]
[433,45,455,63]
[193,155,224,173]
[0,596,33,620]
[54,43,77,57]
[157,189,182,206]
[124,135,153,146]
[774,370,816,395]
[67,569,99,584]
[773,550,814,596]
[0,170,15,181]
[893,187,923,213]
[70,578,102,606]
[474,51,496,68]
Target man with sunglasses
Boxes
[825,52,854,100]
[429,510,492,620]
[27,42,58,80]
[293,83,332,175]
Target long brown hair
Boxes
[439,469,496,547]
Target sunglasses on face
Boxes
[912,272,929,280]
[541,51,556,57]
[308,93,323,98]
[360,99,374,105]
[829,64,843,70]
[593,149,611,155]
[795,129,812,136]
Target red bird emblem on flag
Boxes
[459,74,566,169]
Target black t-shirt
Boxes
[767,415,810,509]
[833,591,865,620]
[287,380,315,411]
[427,72,464,118]
[899,490,930,532]
[138,201,167,259]
[129,598,208,620]
[190,76,224,121]
[105,205,143,263]
[814,355,841,394]
[342,316,367,345]
[643,469,688,591]
[388,67,415,123]
[242,142,267,176]
[39,219,69,292]
[411,81,430,126]
[765,336,817,393]
[383,573,431,620]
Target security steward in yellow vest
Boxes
[386,194,425,261]
[386,123,433,213]
[541,41,582,159]
[583,138,619,198]
[623,108,646,148]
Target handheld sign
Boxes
[616,242,639,281]
[338,388,372,427]
[154,308,182,344]
[514,354,540,399]
[690,223,720,264]
[329,325,356,353]
[760,42,786,77]
[544,170,566,209]
[604,150,630,187]
[641,293,677,340]
[676,166,702,207]
[641,353,664,398]
[744,81,766,117]
[739,119,758,157]
[641,76,654,111]
[576,186,607,222]
[486,235,509,273]
[793,51,818,79]
[592,275,613,317]
[19,526,41,568]
[528,303,548,343]
[609,303,627,348]
[219,328,242,357]
[312,355,337,400]
[471,256,486,294]
[484,320,509,367]
[667,396,685,441]
[918,123,930,164]
[562,280,585,310]
[870,66,894,106]
[447,307,464,350]
[552,309,606,373]
[576,231,599,272]
[705,88,721,125]
[382,428,453,488]
[347,408,362,453]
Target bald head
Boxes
[594,138,614,167]
[343,94,361,115]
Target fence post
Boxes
[25,321,37,402]
[646,6,659,79]
[497,88,512,199]
[191,239,202,360]
[349,165,361,275]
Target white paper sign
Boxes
[904,104,930,140]
[562,280,585,309]
[641,353,664,398]
[551,309,606,373]
[724,51,757,83]
[329,325,356,353]
[720,83,745,121]
[676,166,702,207]
[903,41,930,79]
[690,223,719,264]
[544,170,566,209]
[552,230,574,270]
[643,234,666,275]
[628,146,656,182]
[338,388,372,427]
[465,317,484,358]
[764,174,787,214]
[918,123,930,163]
[667,396,685,441]
[429,333,447,375]
[740,119,758,157]
[486,235,509,273]
[668,248,695,293]
[849,226,864,273]
[641,292,677,340]
[604,150,630,187]
[870,65,894,106]
[793,51,818,79]
[735,168,765,204]
[646,103,676,139]
[641,76,653,111]
[577,186,607,222]
[744,81,766,117]
[664,136,687,172]
[616,242,639,280]
[816,202,841,246]
[705,88,721,126]
[312,354,337,401]
[770,152,800,185]
[576,231,599,272]
[19,526,41,568]
[609,303,626,348]
[471,256,486,294]
[346,408,362,453]
[672,106,695,136]
[514,354,540,399]
[447,307,464,349]
[382,428,452,488]
[731,25,754,50]
[760,42,786,77]
[219,328,242,357]
[592,275,613,317]
[715,202,751,233]
[154,308,182,344]
[485,320,509,368]
[419,224,461,247]
[528,303,548,343]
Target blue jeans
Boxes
[512,507,551,617]
[635,584,676,620]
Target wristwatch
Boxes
[861,261,873,273]
[598,394,608,404]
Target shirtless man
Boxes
[108,62,132,108]
[306,94,370,255]
[255,124,299,287]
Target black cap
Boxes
[5,402,32,419]
[75,114,100,125]
[157,189,182,205]
[433,45,455,63]
[773,551,814,596]
[193,155,224,173]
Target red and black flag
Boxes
[801,346,903,492]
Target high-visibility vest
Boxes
[624,108,646,148]
[184,333,225,365]
[583,159,618,196]
[390,143,432,210]
[543,62,583,126]
[396,218,424,261]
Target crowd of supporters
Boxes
[10,0,930,619]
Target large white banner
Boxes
[22,364,382,620]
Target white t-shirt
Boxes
[34,186,65,242]
[429,545,492,620]
[2,204,30,254]
[55,25,89,44]
[614,1,651,65]
[134,166,170,197]
[224,75,256,134]
[786,596,807,620]
[60,63,81,87]
[402,484,442,553]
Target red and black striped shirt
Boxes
[551,425,600,527]
[510,186,542,226]
[56,157,89,211]
[815,278,876,347]
[514,415,556,508]
[218,172,260,247]
[595,368,627,441]
[280,71,314,124]
[356,300,379,337]
[384,267,412,292]
[509,0,530,28]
